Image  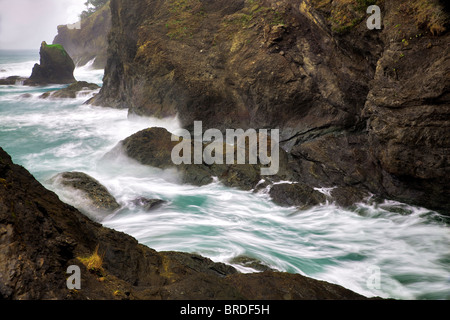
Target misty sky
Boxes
[0,0,86,50]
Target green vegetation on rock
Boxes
[44,43,68,56]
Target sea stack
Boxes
[25,41,76,85]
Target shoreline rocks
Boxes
[114,127,380,210]
[0,146,370,300]
[89,0,450,215]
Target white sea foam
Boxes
[0,60,37,78]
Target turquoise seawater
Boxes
[0,50,449,300]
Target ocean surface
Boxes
[0,50,449,300]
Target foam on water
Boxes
[1,52,449,300]
[73,58,105,86]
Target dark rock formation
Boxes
[50,171,120,214]
[39,81,100,99]
[90,0,450,214]
[25,41,76,85]
[53,2,111,69]
[0,147,369,300]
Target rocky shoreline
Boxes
[0,147,370,300]
[1,0,448,301]
[88,0,449,215]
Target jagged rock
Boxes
[39,81,100,99]
[25,41,76,85]
[0,146,370,300]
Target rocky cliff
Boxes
[53,2,111,69]
[0,147,368,300]
[91,0,449,214]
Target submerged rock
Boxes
[51,171,120,213]
[19,93,33,99]
[131,197,167,211]
[25,41,76,85]
[39,81,100,99]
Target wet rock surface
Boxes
[50,171,120,213]
[0,147,369,300]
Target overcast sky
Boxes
[0,0,86,50]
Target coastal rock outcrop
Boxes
[25,41,76,85]
[90,0,450,214]
[0,146,368,300]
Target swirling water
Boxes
[0,51,449,300]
